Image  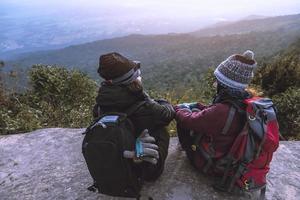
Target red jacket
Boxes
[175,102,246,167]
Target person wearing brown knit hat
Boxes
[98,52,141,85]
[93,52,175,183]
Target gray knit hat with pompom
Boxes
[214,50,257,90]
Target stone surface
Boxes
[0,128,299,200]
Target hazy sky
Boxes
[1,0,300,55]
[2,0,300,21]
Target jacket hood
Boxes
[96,83,148,111]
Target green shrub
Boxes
[252,41,300,139]
[0,60,5,105]
[272,87,300,139]
[28,65,98,127]
[253,44,300,96]
[0,98,42,134]
[0,65,98,134]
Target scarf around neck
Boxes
[212,82,251,109]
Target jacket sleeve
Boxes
[196,102,208,110]
[175,104,222,135]
[148,99,175,127]
[92,103,100,119]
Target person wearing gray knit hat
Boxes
[174,50,275,197]
[214,50,257,90]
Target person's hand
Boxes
[123,129,159,165]
[154,99,169,105]
[176,103,190,109]
[187,102,198,109]
[177,102,198,110]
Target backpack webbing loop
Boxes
[192,132,214,173]
[259,186,266,200]
[220,156,234,185]
[255,119,266,159]
[228,162,247,192]
[221,106,236,135]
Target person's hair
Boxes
[127,79,143,93]
[217,80,262,97]
[245,87,263,97]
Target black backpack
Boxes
[82,101,146,198]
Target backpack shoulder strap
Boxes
[125,101,147,116]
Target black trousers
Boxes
[177,124,197,167]
[141,127,170,181]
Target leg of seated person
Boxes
[142,128,170,181]
[177,124,196,167]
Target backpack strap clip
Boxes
[192,133,214,173]
[87,182,98,193]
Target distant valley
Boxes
[0,6,215,60]
[2,13,300,90]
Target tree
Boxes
[0,60,5,105]
[252,39,300,139]
[28,64,98,127]
[254,39,300,96]
[0,60,4,68]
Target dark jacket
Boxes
[93,83,175,180]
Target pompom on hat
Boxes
[214,50,257,90]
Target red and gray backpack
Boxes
[192,97,280,199]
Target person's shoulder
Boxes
[211,102,232,113]
[129,99,154,114]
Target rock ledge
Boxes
[0,128,299,200]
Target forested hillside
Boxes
[253,39,300,138]
[1,39,300,138]
[1,14,299,139]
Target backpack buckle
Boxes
[244,180,249,191]
[249,115,256,121]
[87,184,98,192]
[191,145,197,151]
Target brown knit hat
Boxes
[98,52,140,80]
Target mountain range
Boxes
[191,14,300,37]
[3,13,300,90]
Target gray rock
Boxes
[0,128,299,200]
